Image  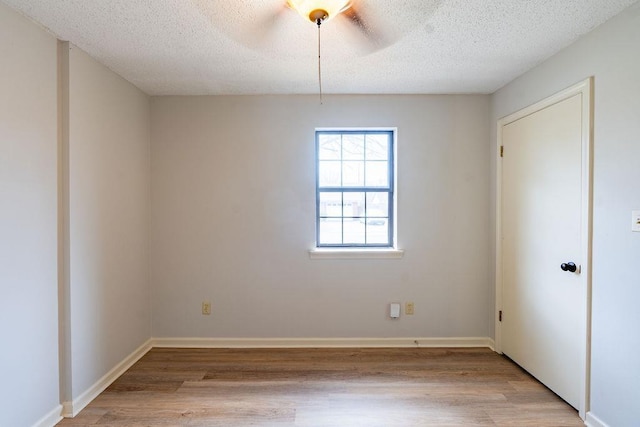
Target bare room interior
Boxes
[1,1,639,426]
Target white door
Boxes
[500,81,592,414]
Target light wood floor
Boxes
[57,347,584,426]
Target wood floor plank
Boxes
[57,348,584,426]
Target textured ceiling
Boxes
[3,0,637,95]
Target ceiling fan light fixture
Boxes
[287,0,352,23]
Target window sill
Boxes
[308,248,404,260]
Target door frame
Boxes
[495,77,593,419]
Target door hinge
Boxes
[499,310,503,322]
[500,146,504,158]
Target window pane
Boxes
[319,161,341,187]
[366,134,389,160]
[319,219,342,245]
[319,192,343,218]
[342,134,365,160]
[316,130,394,248]
[366,192,389,219]
[367,222,389,245]
[342,161,364,187]
[363,192,389,244]
[344,218,366,244]
[318,134,341,160]
[343,192,365,219]
[365,161,389,187]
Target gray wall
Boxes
[0,4,61,426]
[66,45,152,404]
[0,3,153,424]
[150,95,493,340]
[491,3,640,425]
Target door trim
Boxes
[495,77,593,419]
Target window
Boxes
[316,129,395,248]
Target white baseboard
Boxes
[31,404,63,427]
[585,412,609,427]
[152,337,495,350]
[62,338,152,418]
[61,401,73,418]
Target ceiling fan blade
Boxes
[192,0,292,51]
[245,3,290,47]
[339,2,392,51]
[240,2,293,49]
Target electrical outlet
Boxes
[632,210,640,232]
[202,301,211,315]
[405,302,415,315]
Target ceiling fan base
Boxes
[308,9,329,24]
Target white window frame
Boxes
[309,128,403,260]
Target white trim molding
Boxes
[61,339,152,418]
[308,248,404,260]
[585,412,610,427]
[152,337,495,350]
[31,404,63,427]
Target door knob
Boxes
[561,262,577,273]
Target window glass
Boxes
[316,130,395,248]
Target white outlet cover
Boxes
[632,210,640,232]
[390,303,401,319]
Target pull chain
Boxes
[317,19,323,104]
